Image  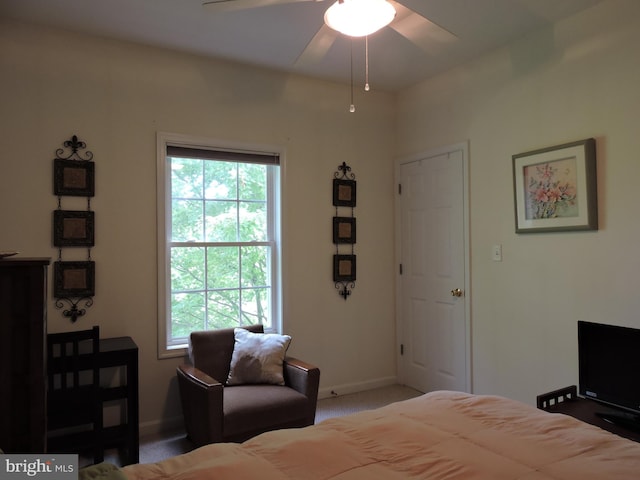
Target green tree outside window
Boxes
[168,157,276,342]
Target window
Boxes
[157,133,281,357]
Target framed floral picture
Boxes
[512,138,598,233]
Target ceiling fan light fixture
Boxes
[324,0,396,37]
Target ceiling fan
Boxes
[202,0,458,67]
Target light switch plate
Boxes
[492,244,502,262]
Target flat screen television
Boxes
[578,320,640,430]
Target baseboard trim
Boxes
[317,376,397,400]
[139,415,184,439]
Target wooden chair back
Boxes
[47,326,104,464]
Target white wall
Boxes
[397,0,640,404]
[0,20,397,434]
[3,0,639,435]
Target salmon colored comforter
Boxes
[123,391,640,479]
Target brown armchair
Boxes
[177,325,320,447]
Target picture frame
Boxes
[54,159,95,197]
[54,261,95,298]
[333,216,356,244]
[512,138,598,233]
[333,179,356,207]
[53,210,95,247]
[333,254,356,282]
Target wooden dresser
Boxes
[0,257,50,453]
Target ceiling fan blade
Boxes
[295,24,338,66]
[203,0,325,13]
[388,1,457,55]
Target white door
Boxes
[396,144,469,393]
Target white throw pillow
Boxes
[226,328,291,386]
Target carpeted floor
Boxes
[314,384,422,423]
[133,384,422,465]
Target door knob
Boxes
[451,288,463,297]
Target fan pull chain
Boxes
[365,36,370,92]
[349,40,355,113]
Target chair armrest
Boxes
[178,364,221,388]
[283,357,320,424]
[176,365,224,446]
[284,357,317,373]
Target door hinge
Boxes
[400,344,404,355]
[399,264,403,275]
[398,183,402,195]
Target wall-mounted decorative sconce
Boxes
[52,135,96,322]
[332,161,356,300]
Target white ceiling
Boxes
[0,0,602,92]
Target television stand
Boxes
[537,386,640,443]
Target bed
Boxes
[120,390,640,480]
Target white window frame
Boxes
[157,132,283,359]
